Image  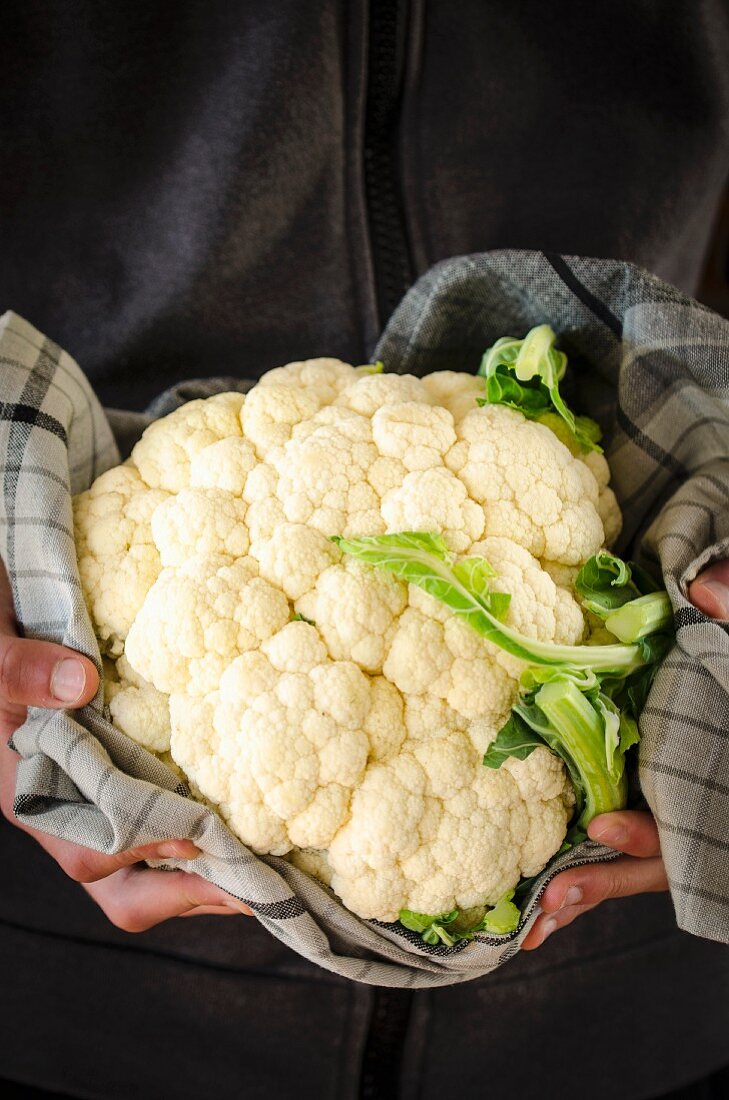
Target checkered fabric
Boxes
[2,251,727,987]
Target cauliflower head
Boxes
[75,356,621,923]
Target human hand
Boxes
[523,556,729,949]
[0,560,250,930]
[521,810,666,948]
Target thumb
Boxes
[688,559,729,619]
[0,635,99,710]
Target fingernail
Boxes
[155,841,201,859]
[50,658,87,703]
[591,824,627,848]
[541,917,557,942]
[695,579,729,619]
[561,885,583,908]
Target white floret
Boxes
[190,437,258,495]
[73,462,169,656]
[445,405,605,564]
[168,624,375,854]
[105,654,171,753]
[295,559,407,673]
[421,370,485,422]
[469,536,585,645]
[258,358,359,405]
[327,745,572,920]
[381,466,485,553]
[151,488,249,566]
[335,372,429,417]
[241,383,321,458]
[253,522,341,600]
[276,416,385,537]
[371,401,456,471]
[125,554,290,696]
[132,392,245,492]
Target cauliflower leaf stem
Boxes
[335,533,673,947]
[477,324,602,454]
[333,532,651,675]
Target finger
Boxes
[27,828,202,883]
[688,559,729,619]
[522,902,594,950]
[178,905,244,917]
[0,635,99,711]
[58,838,204,882]
[83,867,252,932]
[540,854,668,916]
[587,809,662,858]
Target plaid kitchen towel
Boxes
[1,250,728,987]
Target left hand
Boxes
[523,555,729,949]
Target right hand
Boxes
[0,560,251,929]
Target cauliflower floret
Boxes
[327,748,572,921]
[503,744,576,805]
[581,449,610,490]
[73,463,169,656]
[371,401,457,471]
[403,694,470,742]
[241,462,287,543]
[597,486,622,547]
[125,555,290,696]
[469,536,585,645]
[391,597,517,722]
[276,416,385,537]
[190,437,258,495]
[151,488,249,566]
[241,383,321,459]
[364,677,407,762]
[383,607,455,699]
[381,466,485,553]
[295,558,407,673]
[336,372,429,417]
[287,847,334,887]
[421,371,485,422]
[257,358,359,405]
[541,561,580,590]
[446,405,604,564]
[287,405,361,445]
[385,537,585,723]
[252,522,341,600]
[105,653,171,753]
[132,393,245,492]
[170,623,374,854]
[366,455,409,497]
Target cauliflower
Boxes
[75,349,636,929]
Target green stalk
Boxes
[604,592,673,643]
[535,679,628,826]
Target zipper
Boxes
[357,16,418,1092]
[363,0,415,331]
[359,987,415,1100]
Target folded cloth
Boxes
[1,250,727,988]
